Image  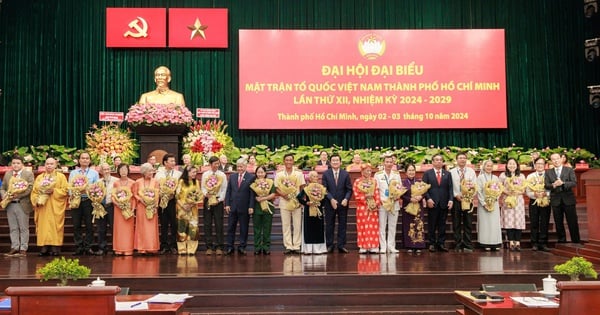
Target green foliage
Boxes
[37,257,91,286]
[2,145,80,167]
[554,256,598,281]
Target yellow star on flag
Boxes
[187,18,208,40]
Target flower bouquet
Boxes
[125,103,194,127]
[183,120,237,166]
[68,174,88,208]
[113,187,134,220]
[34,175,56,206]
[460,179,478,212]
[1,176,29,209]
[203,174,223,206]
[276,175,301,211]
[87,181,106,223]
[405,181,430,216]
[483,181,504,212]
[139,187,158,219]
[382,179,407,215]
[357,178,378,219]
[304,182,326,217]
[527,177,550,207]
[85,124,138,166]
[504,176,526,209]
[250,178,274,214]
[159,177,178,209]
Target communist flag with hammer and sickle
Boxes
[106,8,167,48]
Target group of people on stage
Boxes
[0,149,581,257]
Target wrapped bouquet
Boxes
[527,176,550,207]
[504,176,526,209]
[203,174,223,206]
[250,178,274,214]
[356,178,378,219]
[139,186,158,219]
[87,181,106,222]
[34,175,56,206]
[113,186,134,220]
[382,179,407,214]
[276,174,301,211]
[460,179,478,212]
[1,176,29,209]
[303,182,326,217]
[159,177,178,208]
[184,186,204,206]
[405,181,430,216]
[483,181,504,212]
[68,174,89,208]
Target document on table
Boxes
[145,293,193,303]
[115,301,149,311]
[510,296,559,307]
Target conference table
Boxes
[455,290,559,315]
[0,295,185,315]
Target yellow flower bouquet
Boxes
[276,175,301,211]
[250,178,274,214]
[1,176,29,209]
[87,181,106,222]
[405,181,430,216]
[527,177,550,207]
[34,174,56,206]
[159,177,178,209]
[483,181,504,212]
[303,182,326,217]
[382,179,407,215]
[139,186,158,219]
[203,174,223,206]
[357,178,378,219]
[460,179,478,212]
[68,174,88,208]
[184,186,204,206]
[113,186,134,220]
[504,176,526,209]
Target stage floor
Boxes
[0,247,571,280]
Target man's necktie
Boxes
[334,172,338,185]
[238,174,242,188]
[459,168,464,180]
[436,171,441,185]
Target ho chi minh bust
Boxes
[138,66,186,106]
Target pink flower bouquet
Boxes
[125,103,194,127]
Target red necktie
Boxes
[238,174,242,188]
[436,171,441,185]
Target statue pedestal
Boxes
[133,125,187,162]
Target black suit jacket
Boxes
[544,166,577,206]
[322,168,353,206]
[422,168,453,208]
[225,172,256,213]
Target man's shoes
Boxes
[159,248,169,255]
[539,245,551,252]
[338,247,349,254]
[327,246,334,253]
[438,246,449,252]
[225,248,234,256]
[39,251,50,256]
[283,249,292,255]
[463,248,474,253]
[428,245,436,252]
[86,249,96,256]
[51,251,60,256]
[170,248,178,255]
[13,250,26,257]
[532,246,538,251]
[254,250,261,255]
[215,249,224,255]
[72,249,84,256]
[94,249,104,256]
[205,249,214,256]
[4,249,19,257]
[237,248,246,255]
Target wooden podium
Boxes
[133,125,187,163]
[578,169,600,262]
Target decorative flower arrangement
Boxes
[203,174,223,206]
[483,181,504,211]
[139,187,158,219]
[68,174,89,208]
[459,179,478,212]
[85,124,138,167]
[383,180,407,214]
[125,103,194,127]
[276,175,301,211]
[87,181,106,222]
[114,187,134,220]
[38,257,91,286]
[182,120,238,166]
[304,182,326,217]
[250,178,274,214]
[34,175,56,206]
[554,256,598,281]
[158,177,177,208]
[0,177,29,209]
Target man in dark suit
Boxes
[224,158,256,255]
[321,154,353,253]
[545,153,580,244]
[422,154,453,252]
[0,155,34,257]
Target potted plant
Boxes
[37,257,91,286]
[553,256,599,281]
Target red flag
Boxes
[106,8,167,48]
[168,8,228,48]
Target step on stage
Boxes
[0,246,578,315]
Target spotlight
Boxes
[585,0,598,18]
[588,85,600,109]
[585,38,599,62]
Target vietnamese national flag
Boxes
[106,8,167,48]
[168,8,228,48]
